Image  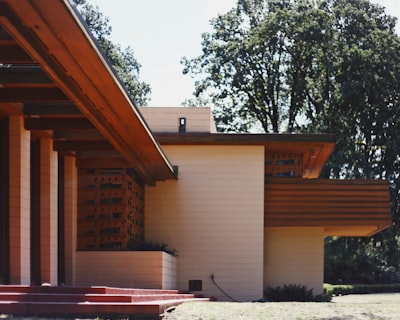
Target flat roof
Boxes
[156,133,336,178]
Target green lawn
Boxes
[162,293,400,320]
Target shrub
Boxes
[264,284,331,302]
[324,283,400,296]
[135,241,178,256]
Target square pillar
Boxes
[40,138,58,285]
[9,115,31,284]
[63,156,77,285]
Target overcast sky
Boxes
[88,0,400,107]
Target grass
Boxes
[162,293,400,320]
[1,293,400,319]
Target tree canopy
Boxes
[73,0,151,106]
[183,0,400,283]
[183,0,400,133]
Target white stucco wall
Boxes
[145,145,265,301]
[264,227,324,294]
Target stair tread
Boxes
[0,285,209,317]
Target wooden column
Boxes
[39,138,58,285]
[9,115,31,284]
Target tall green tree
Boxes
[73,0,150,105]
[183,0,400,283]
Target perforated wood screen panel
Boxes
[77,168,144,251]
[265,153,303,178]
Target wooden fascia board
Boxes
[324,225,391,237]
[155,132,336,145]
[0,0,175,182]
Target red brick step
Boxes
[0,285,208,319]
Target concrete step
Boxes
[0,285,208,319]
[0,292,198,302]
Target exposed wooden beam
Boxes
[54,129,104,140]
[76,157,132,169]
[0,41,34,63]
[0,87,69,103]
[0,25,12,40]
[0,102,23,115]
[54,140,114,151]
[24,103,82,115]
[25,117,94,130]
[0,65,52,84]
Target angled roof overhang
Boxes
[0,0,176,184]
[156,132,336,178]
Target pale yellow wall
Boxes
[145,145,265,301]
[264,227,324,294]
[75,251,176,289]
[139,107,217,133]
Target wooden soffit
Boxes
[0,0,176,184]
[265,178,392,237]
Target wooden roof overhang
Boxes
[157,133,392,236]
[156,132,336,178]
[0,0,176,184]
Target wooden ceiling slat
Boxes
[25,117,94,130]
[0,87,69,102]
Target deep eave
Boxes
[156,132,336,178]
[0,0,176,184]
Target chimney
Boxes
[179,117,186,133]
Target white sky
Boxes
[88,0,400,107]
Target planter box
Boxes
[74,251,176,289]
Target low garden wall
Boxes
[74,251,176,289]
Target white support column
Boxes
[8,115,31,284]
[63,156,77,285]
[39,138,58,285]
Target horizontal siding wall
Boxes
[75,251,176,289]
[265,178,391,235]
[145,145,265,301]
[264,227,324,294]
